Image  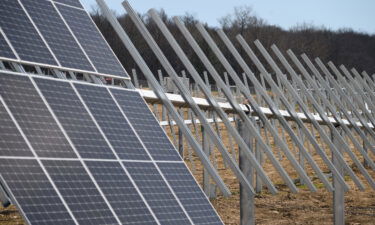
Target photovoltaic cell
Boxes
[124,161,191,225]
[74,83,151,161]
[0,159,76,225]
[86,161,157,225]
[0,102,33,157]
[0,32,16,59]
[21,0,94,71]
[56,4,128,78]
[0,0,57,65]
[34,78,116,160]
[158,162,223,225]
[42,160,119,225]
[0,73,77,158]
[111,89,182,161]
[53,0,84,9]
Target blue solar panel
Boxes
[0,0,58,65]
[86,161,157,225]
[53,0,84,9]
[74,83,151,161]
[42,160,119,225]
[0,101,33,157]
[0,32,16,59]
[21,0,94,71]
[0,73,224,225]
[34,78,116,160]
[124,161,191,225]
[0,159,76,225]
[56,4,129,78]
[158,162,223,225]
[0,73,77,158]
[111,89,182,161]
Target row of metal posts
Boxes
[98,1,374,224]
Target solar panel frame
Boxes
[53,0,84,9]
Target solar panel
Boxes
[86,161,157,225]
[34,77,116,160]
[42,160,119,225]
[0,73,77,158]
[158,162,223,225]
[55,4,129,78]
[21,0,94,71]
[111,89,182,161]
[0,159,76,225]
[53,0,84,9]
[74,83,151,161]
[0,0,57,65]
[124,161,192,225]
[0,32,16,59]
[0,102,33,157]
[0,71,223,225]
[0,0,129,79]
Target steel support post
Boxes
[174,18,297,193]
[122,1,255,195]
[237,119,255,225]
[332,126,345,225]
[96,0,231,196]
[149,12,279,193]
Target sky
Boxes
[81,0,375,34]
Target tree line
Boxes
[91,6,375,84]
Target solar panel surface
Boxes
[0,71,223,225]
[0,0,57,65]
[0,32,16,59]
[0,159,76,225]
[55,4,128,78]
[74,83,151,161]
[34,77,116,159]
[0,102,33,157]
[0,0,128,79]
[111,89,182,161]
[86,161,157,225]
[0,74,77,158]
[21,0,94,71]
[158,162,224,225]
[124,161,192,225]
[42,160,119,225]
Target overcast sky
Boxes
[81,0,375,34]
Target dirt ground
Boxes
[179,120,375,225]
[1,106,374,225]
